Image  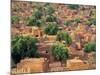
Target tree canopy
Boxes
[44,22,58,35]
[52,42,69,61]
[11,35,39,64]
[57,31,72,45]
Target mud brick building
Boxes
[66,57,89,70]
[11,58,49,74]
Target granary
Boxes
[20,26,43,38]
[31,26,43,38]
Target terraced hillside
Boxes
[11,1,96,74]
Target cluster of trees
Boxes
[11,36,40,64]
[11,35,70,65]
[11,3,96,67]
[64,18,81,26]
[45,6,56,22]
[25,8,43,27]
[25,5,57,27]
[24,5,59,37]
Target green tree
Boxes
[52,43,69,64]
[74,18,81,24]
[84,42,96,53]
[25,8,43,27]
[57,31,72,45]
[32,9,42,19]
[46,6,55,15]
[86,18,96,26]
[11,15,19,24]
[25,16,42,27]
[46,15,56,22]
[64,21,71,26]
[68,4,79,10]
[11,35,40,64]
[44,22,58,35]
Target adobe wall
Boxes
[15,58,49,74]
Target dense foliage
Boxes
[26,17,42,27]
[68,4,79,10]
[86,18,96,26]
[52,43,69,61]
[46,6,55,15]
[44,22,58,35]
[25,8,42,27]
[46,15,56,22]
[84,42,96,53]
[32,9,42,19]
[64,21,71,26]
[74,18,81,23]
[11,15,19,24]
[57,31,72,45]
[11,35,39,64]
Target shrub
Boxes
[74,18,81,23]
[86,18,96,26]
[32,9,42,19]
[46,6,55,15]
[52,42,69,62]
[57,31,72,45]
[44,22,58,35]
[11,15,19,24]
[25,17,42,27]
[46,15,56,22]
[11,35,40,64]
[25,8,43,27]
[68,4,79,10]
[84,42,96,53]
[64,21,71,26]
[25,16,33,25]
